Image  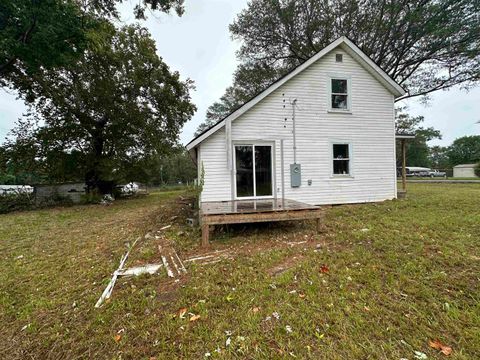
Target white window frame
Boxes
[327,75,352,113]
[233,142,275,200]
[330,142,354,178]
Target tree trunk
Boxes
[85,123,114,195]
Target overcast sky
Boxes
[0,0,479,146]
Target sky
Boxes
[0,0,479,146]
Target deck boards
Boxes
[200,199,323,247]
[201,198,319,216]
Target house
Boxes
[453,164,478,178]
[187,36,405,218]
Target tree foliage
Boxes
[429,145,450,169]
[4,24,196,192]
[446,135,480,166]
[0,0,185,95]
[140,148,197,186]
[395,109,442,167]
[199,0,480,132]
[84,0,185,19]
[0,1,94,88]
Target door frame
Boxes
[233,141,275,200]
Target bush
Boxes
[37,192,74,207]
[475,163,480,177]
[0,193,35,214]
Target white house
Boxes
[453,164,478,178]
[187,37,406,206]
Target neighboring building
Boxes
[187,37,406,206]
[34,182,86,205]
[453,164,478,178]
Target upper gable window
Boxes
[329,77,351,111]
[335,54,343,62]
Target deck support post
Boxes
[201,224,210,247]
[316,217,322,233]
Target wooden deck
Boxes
[200,199,323,246]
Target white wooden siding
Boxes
[199,47,397,205]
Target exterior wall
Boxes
[198,127,232,202]
[34,183,86,205]
[453,166,477,178]
[199,47,397,205]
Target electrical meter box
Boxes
[290,163,301,187]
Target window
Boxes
[332,144,350,176]
[335,53,343,62]
[330,78,349,110]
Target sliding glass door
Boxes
[235,144,273,198]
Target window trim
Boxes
[327,75,352,113]
[330,141,354,178]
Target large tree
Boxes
[0,0,184,96]
[198,0,480,133]
[4,24,196,193]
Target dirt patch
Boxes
[156,275,189,305]
[267,254,306,277]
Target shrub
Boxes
[0,193,35,214]
[475,163,480,177]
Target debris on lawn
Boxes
[413,351,428,359]
[285,325,292,333]
[95,224,189,308]
[429,339,452,356]
[320,264,329,273]
[158,244,187,278]
[161,255,175,278]
[116,264,163,276]
[178,307,188,319]
[185,249,234,265]
[186,218,197,227]
[95,236,141,308]
[113,328,124,342]
[100,194,115,206]
[159,225,172,231]
[286,240,308,247]
[189,314,201,322]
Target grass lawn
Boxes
[1,184,479,359]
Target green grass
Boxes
[1,184,479,359]
[405,177,479,180]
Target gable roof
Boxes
[187,36,406,151]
